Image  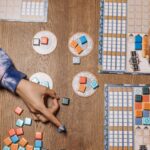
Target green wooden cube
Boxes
[142,87,149,95]
[135,95,142,102]
[62,98,70,105]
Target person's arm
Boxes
[0,48,66,132]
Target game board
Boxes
[99,0,150,74]
[104,84,150,150]
[0,0,48,22]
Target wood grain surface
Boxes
[0,0,150,150]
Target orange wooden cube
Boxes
[135,102,142,110]
[8,128,16,136]
[75,45,83,54]
[19,137,28,147]
[143,103,150,110]
[16,128,24,136]
[41,37,49,45]
[142,95,149,102]
[26,145,34,150]
[135,110,143,117]
[3,137,12,146]
[70,40,78,48]
[11,143,18,150]
[80,76,87,84]
[35,132,43,140]
[78,84,86,93]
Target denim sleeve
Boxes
[0,48,26,93]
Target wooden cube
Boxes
[78,84,86,93]
[16,128,24,136]
[19,137,28,147]
[135,102,142,110]
[80,76,87,84]
[135,110,143,117]
[70,40,78,48]
[142,95,149,102]
[11,143,18,150]
[41,37,49,45]
[26,145,33,150]
[62,98,70,105]
[35,132,43,140]
[3,137,12,146]
[8,128,16,136]
[33,38,40,46]
[14,106,23,115]
[143,103,150,110]
[75,45,83,54]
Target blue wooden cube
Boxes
[16,119,24,127]
[135,43,142,50]
[3,146,10,150]
[143,110,149,117]
[143,117,150,125]
[10,135,19,143]
[62,98,70,105]
[79,35,87,44]
[18,146,26,150]
[34,140,43,148]
[91,80,99,89]
[24,118,32,126]
[135,118,142,125]
[34,148,41,150]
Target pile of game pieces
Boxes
[78,76,99,93]
[3,106,46,150]
[70,35,88,55]
[33,36,49,47]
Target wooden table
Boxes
[0,0,149,149]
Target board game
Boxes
[104,84,150,150]
[0,0,48,22]
[99,0,150,74]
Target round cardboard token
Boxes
[32,31,57,55]
[72,71,98,97]
[68,32,93,57]
[30,72,53,89]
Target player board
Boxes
[0,0,48,22]
[104,84,150,150]
[99,0,150,74]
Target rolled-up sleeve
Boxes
[0,48,26,93]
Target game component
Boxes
[79,76,87,84]
[78,84,86,93]
[41,37,49,45]
[33,38,40,46]
[135,110,143,118]
[14,106,23,115]
[142,95,149,102]
[3,146,10,150]
[143,103,150,110]
[135,95,143,102]
[18,146,26,150]
[142,118,150,125]
[70,40,78,48]
[8,128,16,137]
[79,35,87,44]
[91,80,99,89]
[16,128,24,136]
[19,137,28,147]
[75,45,83,54]
[3,137,12,146]
[40,81,49,88]
[34,148,40,150]
[135,102,142,110]
[24,118,32,126]
[143,87,150,95]
[135,43,142,50]
[143,111,149,117]
[135,35,142,43]
[10,135,19,143]
[136,118,143,125]
[35,132,43,140]
[73,56,80,64]
[31,77,40,84]
[11,143,19,150]
[61,97,70,105]
[26,145,34,150]
[16,119,24,127]
[34,140,43,148]
[57,125,67,133]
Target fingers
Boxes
[31,113,39,121]
[36,114,49,123]
[51,99,60,114]
[44,88,59,99]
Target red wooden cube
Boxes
[14,106,23,115]
[35,132,43,140]
[16,128,24,136]
[8,128,16,136]
[41,37,49,45]
[79,76,87,84]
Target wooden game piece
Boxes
[91,80,99,89]
[3,146,10,150]
[135,118,142,125]
[26,145,33,150]
[142,87,150,95]
[18,146,26,150]
[10,135,19,143]
[11,143,19,150]
[73,56,80,64]
[33,148,40,150]
[35,132,43,140]
[75,45,84,54]
[78,84,86,93]
[40,81,49,88]
[135,102,142,110]
[135,110,143,117]
[33,38,40,46]
[143,110,149,117]
[70,40,78,48]
[31,77,40,84]
[135,34,142,43]
[16,128,24,136]
[135,95,142,102]
[142,95,149,102]
[79,76,87,84]
[19,137,28,147]
[34,140,43,148]
[3,137,12,146]
[8,128,16,137]
[61,97,70,105]
[142,118,150,125]
[135,43,142,50]
[24,118,32,126]
[79,35,87,44]
[16,119,24,127]
[41,37,49,45]
[143,103,150,110]
[14,107,23,115]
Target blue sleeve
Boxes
[0,48,26,93]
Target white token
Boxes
[68,32,93,57]
[30,72,53,89]
[32,31,57,55]
[72,71,98,97]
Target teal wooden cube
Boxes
[143,117,150,125]
[135,95,142,102]
[18,146,26,150]
[16,119,24,127]
[34,140,43,148]
[3,146,10,150]
[91,80,99,89]
[142,87,149,95]
[62,98,70,105]
[24,117,32,126]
